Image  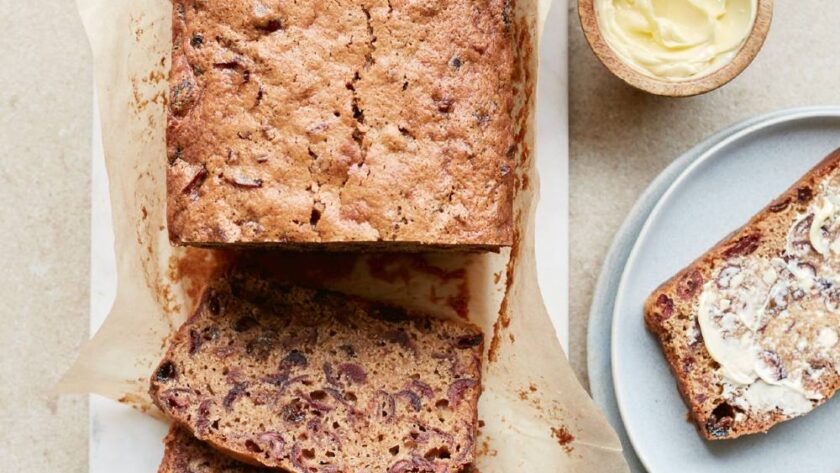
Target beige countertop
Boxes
[1,1,92,471]
[3,0,840,471]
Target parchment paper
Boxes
[62,0,629,471]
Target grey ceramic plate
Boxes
[588,107,840,472]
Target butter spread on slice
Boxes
[696,178,840,416]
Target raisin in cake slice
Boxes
[150,271,483,472]
[645,149,840,440]
[159,426,272,473]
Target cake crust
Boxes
[158,426,273,473]
[166,0,514,248]
[645,148,840,440]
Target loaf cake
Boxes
[166,0,514,248]
[645,149,840,440]
[159,426,271,473]
[149,270,483,471]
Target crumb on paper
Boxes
[477,439,498,458]
[117,393,154,414]
[489,236,519,362]
[147,69,165,83]
[517,382,539,400]
[551,426,575,454]
[130,76,167,112]
[522,172,530,190]
[167,247,225,306]
[152,276,181,327]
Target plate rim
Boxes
[587,106,840,472]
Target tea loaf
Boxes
[158,426,271,473]
[166,0,514,248]
[645,149,840,440]
[150,271,483,471]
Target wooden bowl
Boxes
[578,0,774,97]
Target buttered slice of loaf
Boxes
[645,149,840,440]
[150,271,482,472]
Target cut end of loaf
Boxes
[150,270,483,471]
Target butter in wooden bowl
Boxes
[579,0,773,96]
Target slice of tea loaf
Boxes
[149,271,483,471]
[158,426,271,473]
[645,149,840,440]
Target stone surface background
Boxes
[2,0,840,470]
[0,0,91,471]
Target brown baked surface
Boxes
[644,148,840,440]
[149,270,483,472]
[166,0,514,248]
[159,426,272,473]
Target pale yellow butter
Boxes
[595,0,757,80]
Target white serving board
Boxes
[89,1,568,468]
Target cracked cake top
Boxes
[166,0,514,248]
